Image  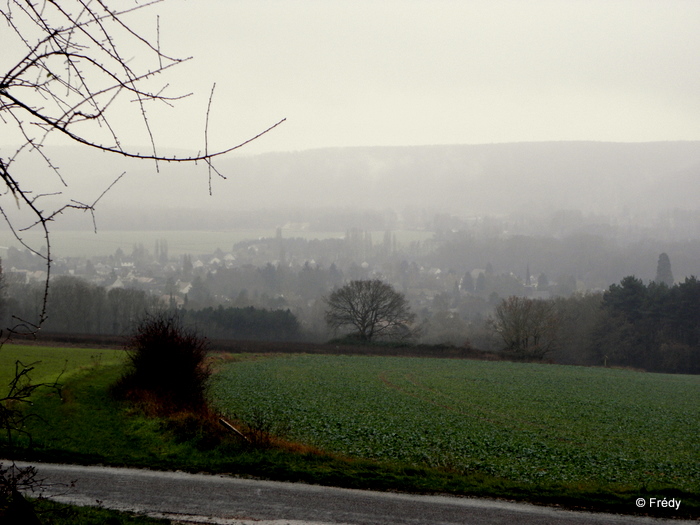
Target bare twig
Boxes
[1,0,284,337]
[0,0,284,506]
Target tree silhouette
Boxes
[491,296,558,359]
[324,279,416,342]
[655,253,674,287]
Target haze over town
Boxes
[2,1,700,363]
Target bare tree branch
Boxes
[0,0,284,338]
[490,296,559,359]
[1,0,284,505]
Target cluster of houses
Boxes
[3,232,573,336]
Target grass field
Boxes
[0,344,123,387]
[1,346,698,518]
[211,354,700,493]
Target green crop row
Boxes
[211,355,700,491]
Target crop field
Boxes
[0,344,123,387]
[211,355,700,492]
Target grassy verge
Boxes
[1,350,697,519]
[30,498,170,525]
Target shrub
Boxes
[113,314,211,413]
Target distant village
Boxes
[2,226,574,343]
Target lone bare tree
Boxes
[490,296,558,359]
[324,279,416,342]
[0,0,284,336]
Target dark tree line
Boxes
[594,276,700,374]
[6,276,160,335]
[4,274,302,342]
[182,306,301,342]
[492,276,700,374]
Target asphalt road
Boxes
[13,461,692,525]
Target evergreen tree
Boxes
[655,253,674,286]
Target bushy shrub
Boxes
[113,314,211,412]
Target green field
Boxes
[211,355,700,492]
[2,346,698,517]
[0,344,123,387]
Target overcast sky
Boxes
[4,0,700,156]
[118,0,700,155]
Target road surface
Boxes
[12,461,692,524]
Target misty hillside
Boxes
[8,141,700,230]
[214,141,700,215]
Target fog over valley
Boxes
[22,140,700,238]
[3,140,700,291]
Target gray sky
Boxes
[122,0,700,155]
